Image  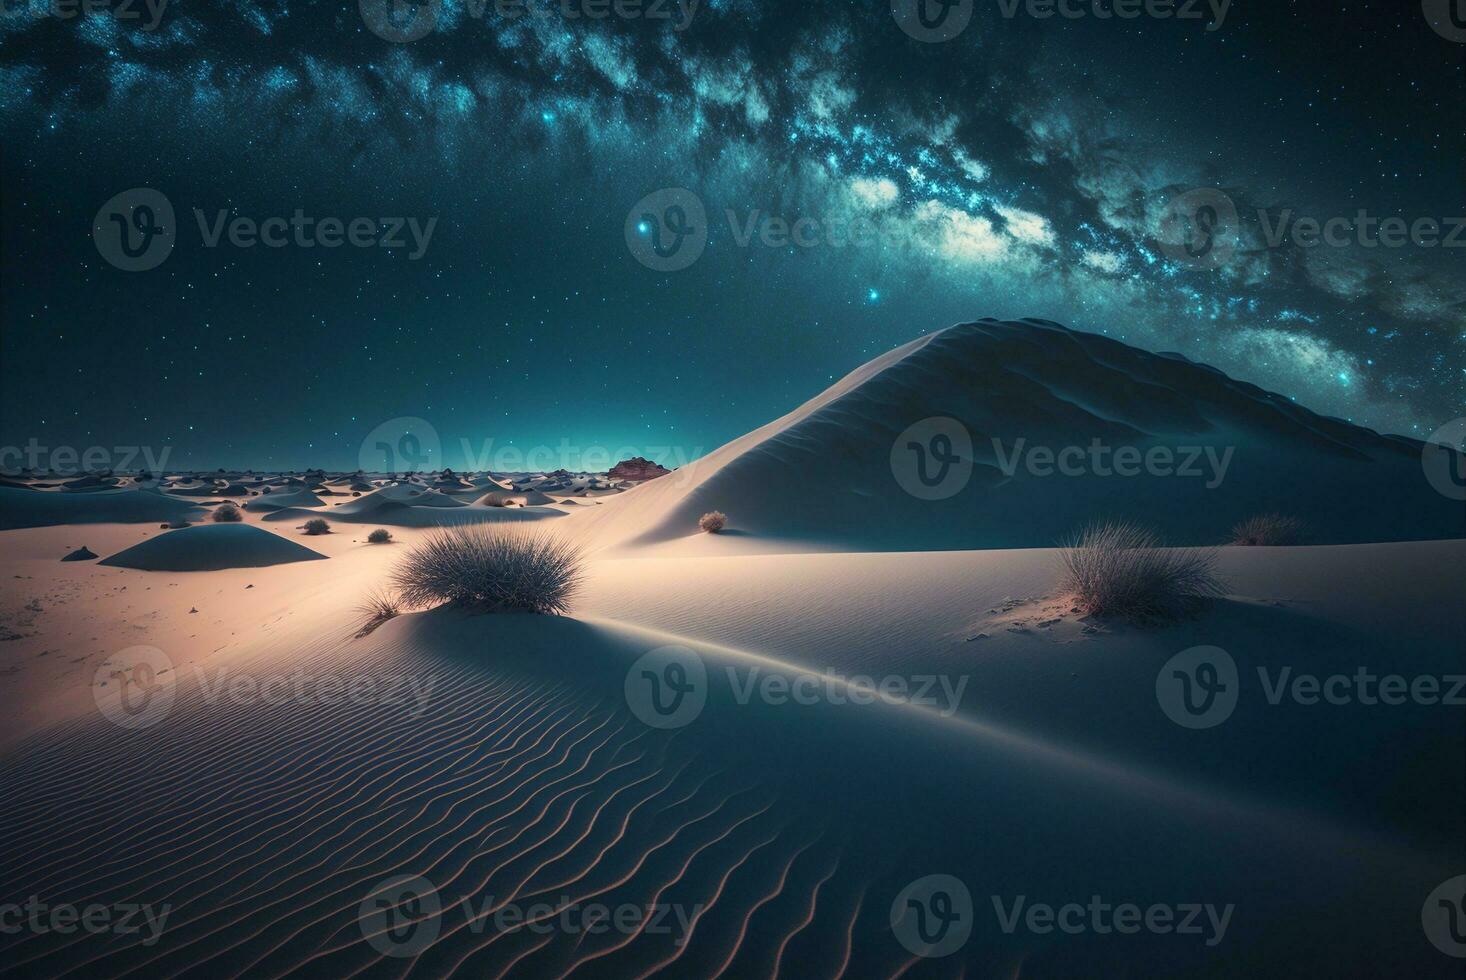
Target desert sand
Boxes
[1,320,1462,978]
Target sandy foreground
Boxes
[1,509,1462,978]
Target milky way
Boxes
[2,0,1462,469]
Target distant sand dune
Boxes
[0,486,203,531]
[97,524,328,571]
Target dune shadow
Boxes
[387,605,644,687]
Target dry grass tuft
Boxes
[1229,513,1304,546]
[391,525,584,615]
[354,589,401,638]
[1059,521,1224,623]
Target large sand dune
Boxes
[566,319,1463,555]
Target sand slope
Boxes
[565,319,1464,555]
[0,542,1459,977]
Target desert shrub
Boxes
[1230,513,1304,546]
[367,528,392,544]
[698,511,727,533]
[391,525,584,614]
[1059,521,1223,623]
[212,502,242,523]
[303,518,331,535]
[354,589,400,638]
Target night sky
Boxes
[2,0,1463,472]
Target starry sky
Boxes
[2,0,1463,472]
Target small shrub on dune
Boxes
[303,518,331,536]
[698,511,727,533]
[212,502,242,523]
[367,528,393,544]
[1059,521,1224,623]
[354,589,400,638]
[1230,513,1304,546]
[391,525,584,615]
